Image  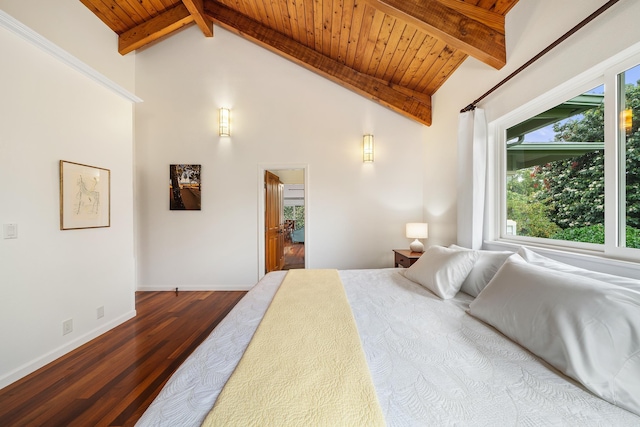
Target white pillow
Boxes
[469,255,640,416]
[449,245,512,297]
[517,246,640,292]
[403,245,478,299]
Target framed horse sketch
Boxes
[59,160,110,230]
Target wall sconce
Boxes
[406,223,428,252]
[219,108,230,136]
[363,134,374,162]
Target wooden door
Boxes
[265,171,285,273]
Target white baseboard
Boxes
[136,284,254,291]
[0,310,136,390]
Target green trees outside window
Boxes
[506,65,640,249]
[283,206,305,229]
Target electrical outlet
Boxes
[62,319,73,335]
[97,306,104,319]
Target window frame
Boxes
[488,47,640,263]
[605,54,640,259]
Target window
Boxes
[495,55,640,258]
[283,205,305,229]
[506,86,605,244]
[618,64,640,249]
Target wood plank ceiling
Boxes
[80,0,520,126]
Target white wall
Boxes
[0,0,135,93]
[0,5,136,388]
[424,0,640,247]
[135,26,427,289]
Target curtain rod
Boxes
[460,0,621,113]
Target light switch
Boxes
[3,223,17,239]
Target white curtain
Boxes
[457,108,488,249]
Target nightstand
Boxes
[393,249,423,268]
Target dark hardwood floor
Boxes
[0,290,246,427]
[283,242,305,270]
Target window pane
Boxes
[293,206,304,229]
[505,86,605,243]
[283,206,294,220]
[619,64,640,249]
[283,205,305,229]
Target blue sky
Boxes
[625,64,640,85]
[524,64,640,142]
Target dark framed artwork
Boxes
[170,164,201,210]
[60,160,111,230]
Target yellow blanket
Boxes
[201,269,385,426]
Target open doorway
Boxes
[281,176,305,270]
[259,165,307,278]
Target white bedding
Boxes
[136,268,640,426]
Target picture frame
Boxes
[60,160,111,230]
[169,164,201,210]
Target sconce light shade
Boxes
[219,108,230,136]
[363,134,374,162]
[406,222,428,252]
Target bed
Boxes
[136,245,640,426]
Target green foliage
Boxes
[624,125,640,229]
[293,206,305,229]
[507,190,561,238]
[506,168,543,195]
[534,151,605,229]
[552,224,640,248]
[506,168,561,238]
[535,79,640,231]
[552,224,604,244]
[283,206,305,229]
[553,99,604,142]
[538,96,606,230]
[627,226,640,249]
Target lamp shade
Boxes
[406,223,428,239]
[219,108,230,136]
[363,134,374,162]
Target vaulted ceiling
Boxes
[80,0,520,125]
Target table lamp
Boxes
[406,223,428,253]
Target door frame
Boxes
[257,163,309,280]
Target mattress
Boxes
[136,268,640,426]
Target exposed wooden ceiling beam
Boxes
[435,0,505,31]
[365,0,506,69]
[119,4,194,55]
[182,0,214,37]
[204,1,432,126]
